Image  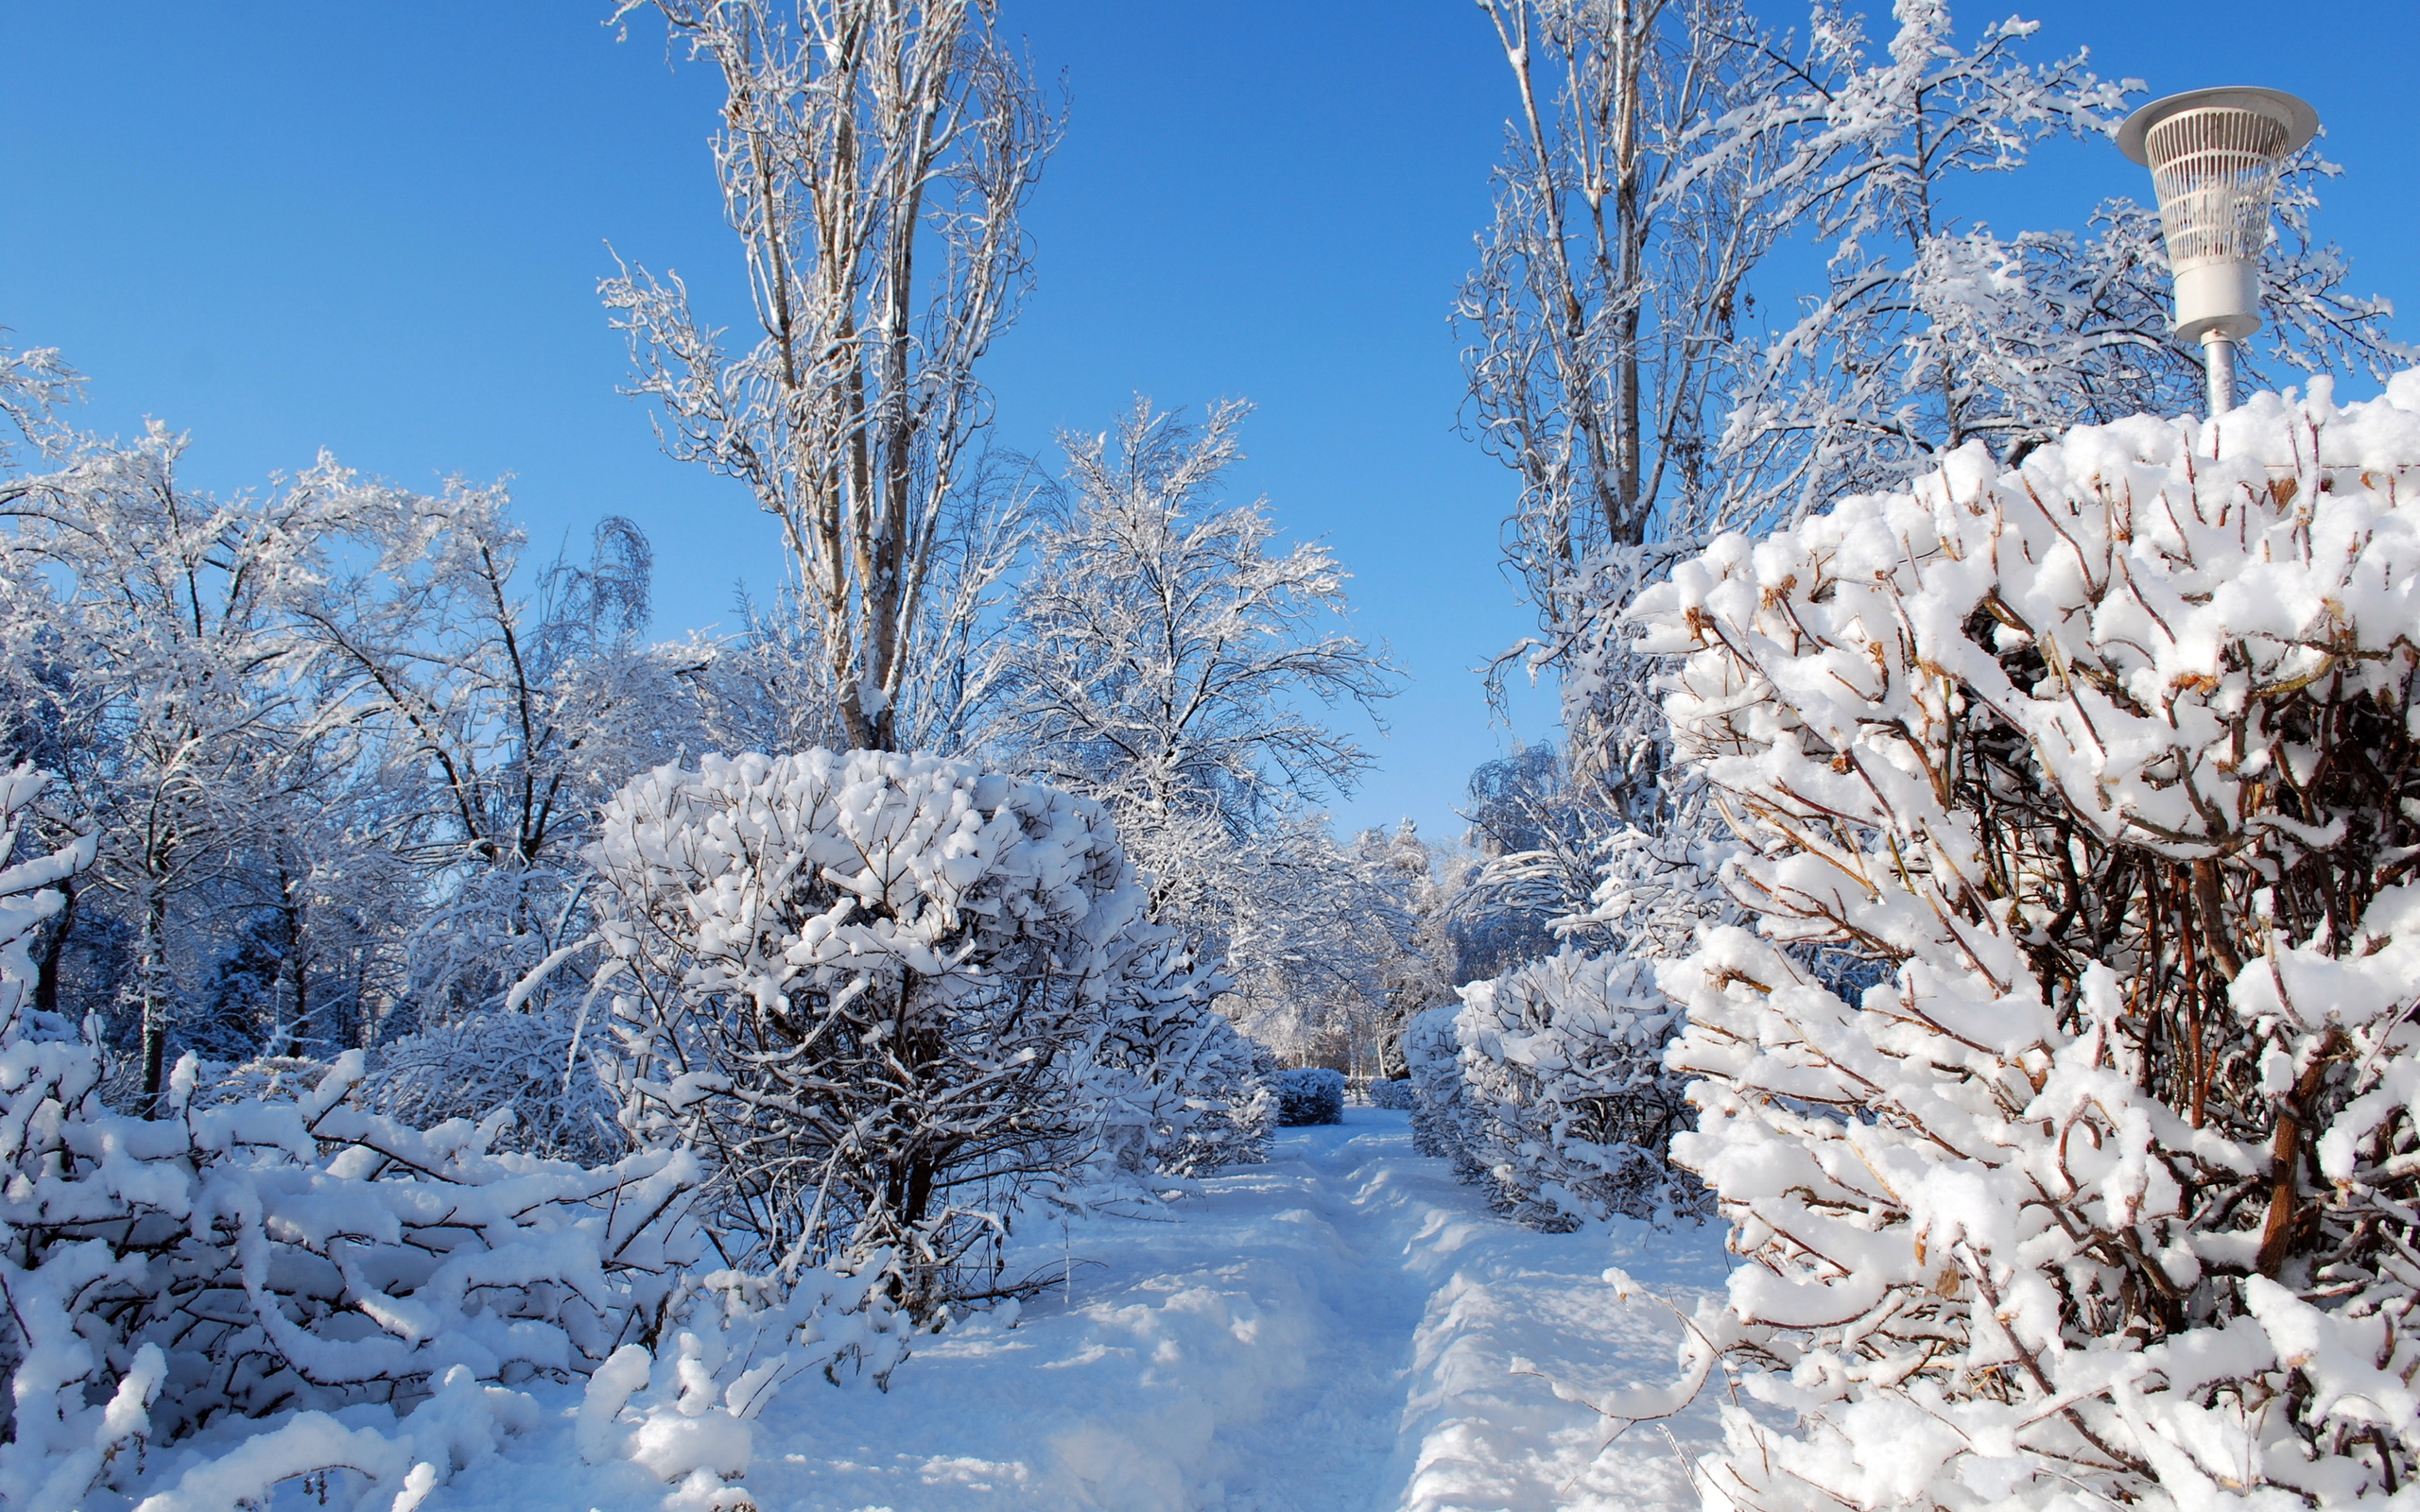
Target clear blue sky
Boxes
[5,1,2415,843]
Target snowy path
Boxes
[444,1109,1734,1512]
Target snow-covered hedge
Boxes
[589,749,1269,1314]
[1634,381,2420,1508]
[0,766,896,1512]
[1451,948,1698,1226]
[1367,1075,1415,1110]
[1275,1066,1344,1126]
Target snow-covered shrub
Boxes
[363,1006,624,1162]
[1274,1067,1344,1126]
[0,765,902,1512]
[1452,948,1699,1226]
[0,1047,717,1510]
[570,1263,908,1511]
[1630,381,2420,1508]
[1368,1076,1414,1110]
[1085,936,1277,1177]
[589,749,1253,1315]
[1402,1005,1477,1173]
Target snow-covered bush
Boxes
[363,1006,624,1161]
[1367,1076,1414,1110]
[1402,1005,1477,1174]
[589,749,1257,1315]
[1452,948,1698,1227]
[1630,380,2420,1508]
[0,764,903,1512]
[1274,1067,1343,1126]
[1085,936,1276,1177]
[566,1263,908,1511]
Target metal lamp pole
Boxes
[2118,87,2318,418]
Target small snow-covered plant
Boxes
[1629,378,2420,1508]
[1453,948,1699,1227]
[1086,950,1276,1177]
[573,1263,909,1511]
[1274,1067,1344,1126]
[1402,1005,1478,1176]
[589,749,1249,1316]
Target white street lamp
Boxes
[2118,86,2318,418]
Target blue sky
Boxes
[5,1,2416,844]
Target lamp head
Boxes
[2117,86,2318,343]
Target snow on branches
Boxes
[1407,948,1701,1228]
[0,765,898,1512]
[588,748,1269,1315]
[1453,949,1700,1228]
[1632,378,2420,1506]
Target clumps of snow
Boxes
[1627,379,2420,1507]
[1274,1067,1344,1125]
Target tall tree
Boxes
[604,0,1058,751]
[993,401,1402,1056]
[1461,0,1780,825]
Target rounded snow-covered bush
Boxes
[1634,380,2420,1509]
[1453,948,1698,1227]
[588,749,1265,1314]
[1368,1075,1415,1110]
[1275,1066,1344,1126]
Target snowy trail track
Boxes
[441,1108,1732,1512]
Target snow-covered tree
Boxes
[1623,379,2420,1506]
[0,352,718,1126]
[992,401,1400,1062]
[289,489,680,1030]
[1447,742,1604,977]
[1461,0,1778,614]
[1212,817,1442,1074]
[997,402,1393,855]
[1461,0,1789,838]
[0,429,381,1106]
[587,748,1259,1316]
[1699,0,2404,524]
[604,0,1055,752]
[0,338,74,472]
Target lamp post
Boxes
[2118,87,2318,418]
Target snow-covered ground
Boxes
[435,1108,1732,1512]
